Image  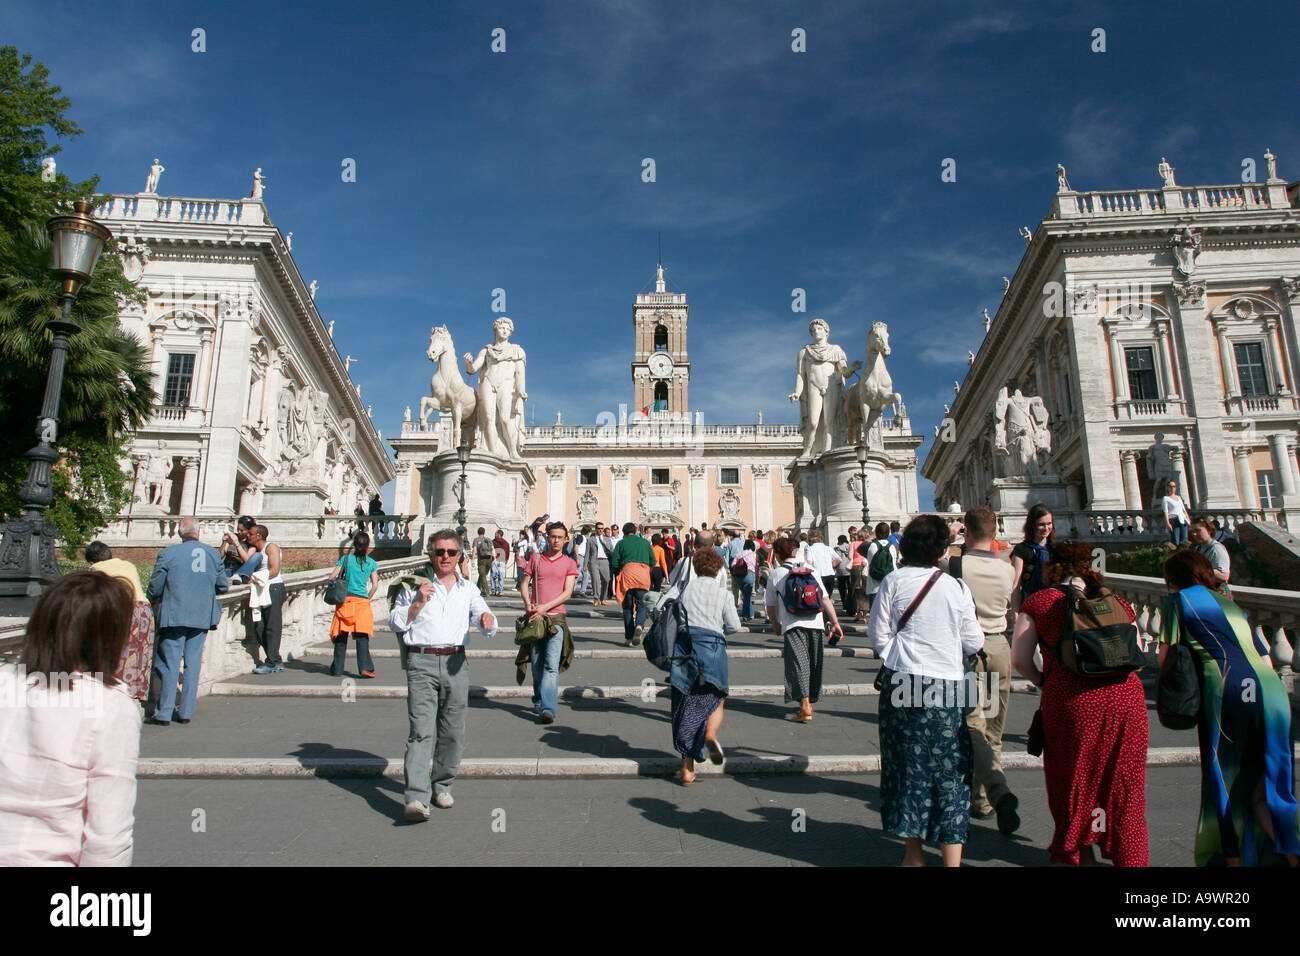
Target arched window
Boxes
[653,324,668,351]
[654,381,668,410]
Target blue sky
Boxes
[5,0,1298,508]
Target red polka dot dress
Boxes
[1021,588,1149,866]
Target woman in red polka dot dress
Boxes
[1011,541,1149,866]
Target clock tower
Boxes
[632,262,690,415]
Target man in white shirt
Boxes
[389,530,497,821]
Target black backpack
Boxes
[644,595,692,673]
[1156,641,1201,729]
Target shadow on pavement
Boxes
[288,742,408,825]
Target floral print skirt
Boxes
[878,672,972,845]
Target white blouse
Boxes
[0,664,141,866]
[1162,495,1189,523]
[868,565,984,681]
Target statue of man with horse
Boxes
[844,321,902,451]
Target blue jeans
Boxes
[1170,520,1188,545]
[331,634,374,675]
[152,626,207,721]
[577,568,591,595]
[623,588,648,641]
[490,561,505,594]
[738,573,754,617]
[529,616,566,718]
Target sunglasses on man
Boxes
[431,548,460,557]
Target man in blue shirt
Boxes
[146,517,228,725]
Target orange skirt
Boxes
[330,594,375,638]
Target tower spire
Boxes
[655,234,665,293]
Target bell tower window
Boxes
[653,323,668,351]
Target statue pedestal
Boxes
[790,447,906,542]
[260,485,330,538]
[988,477,1070,514]
[428,450,535,535]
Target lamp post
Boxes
[454,441,470,527]
[855,442,870,529]
[0,199,112,614]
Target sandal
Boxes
[786,712,814,723]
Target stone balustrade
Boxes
[1106,573,1295,682]
[94,194,267,227]
[1057,182,1286,219]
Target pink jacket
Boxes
[0,664,141,866]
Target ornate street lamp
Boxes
[855,442,870,529]
[0,200,112,613]
[454,441,470,527]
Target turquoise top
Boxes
[336,553,378,597]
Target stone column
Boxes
[394,461,414,517]
[194,329,214,412]
[1268,434,1297,496]
[751,464,773,531]
[611,465,631,528]
[179,456,201,515]
[1102,319,1128,402]
[238,480,261,516]
[687,464,706,527]
[1233,446,1258,509]
[1264,317,1290,395]
[1170,447,1192,509]
[1154,324,1179,399]
[1214,318,1240,398]
[545,464,566,520]
[1120,450,1142,510]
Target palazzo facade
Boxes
[923,157,1300,536]
[91,187,392,550]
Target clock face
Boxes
[648,352,674,378]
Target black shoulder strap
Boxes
[897,570,944,631]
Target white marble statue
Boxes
[983,308,992,333]
[1019,226,1032,244]
[404,405,412,422]
[1146,432,1177,505]
[844,321,901,451]
[1265,148,1278,181]
[788,318,858,458]
[327,320,335,338]
[278,386,322,483]
[994,387,1054,478]
[1158,156,1176,188]
[309,280,319,300]
[144,158,164,194]
[463,316,527,459]
[1056,163,1070,192]
[968,350,976,365]
[423,324,477,445]
[252,167,266,200]
[1002,276,1010,294]
[41,156,56,180]
[140,452,173,506]
[344,355,356,373]
[285,232,293,251]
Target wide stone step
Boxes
[301,642,876,660]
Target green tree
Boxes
[0,46,156,554]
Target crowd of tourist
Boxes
[2,498,1297,870]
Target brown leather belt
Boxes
[407,645,465,655]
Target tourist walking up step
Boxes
[950,506,1020,835]
[766,536,843,722]
[328,530,380,678]
[871,514,984,867]
[491,530,510,596]
[671,548,742,786]
[390,530,497,820]
[851,527,872,622]
[85,540,154,703]
[863,522,897,615]
[247,524,286,674]
[611,521,654,646]
[519,522,579,724]
[0,572,142,865]
[586,522,613,606]
[471,527,493,594]
[1189,518,1231,590]
[730,539,757,620]
[1012,541,1148,866]
[723,529,745,609]
[146,517,229,725]
[1159,550,1300,866]
[833,535,854,619]
[805,530,840,619]
[514,530,532,588]
[1010,505,1054,613]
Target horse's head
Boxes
[427,325,450,362]
[868,321,891,356]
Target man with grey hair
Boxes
[146,517,228,725]
[389,529,497,820]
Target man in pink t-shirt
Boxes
[519,521,578,724]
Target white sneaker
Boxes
[434,792,454,809]
[404,801,431,822]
